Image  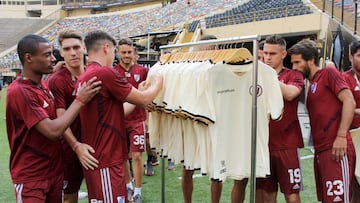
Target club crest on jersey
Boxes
[134,74,140,82]
[311,82,317,93]
[249,84,263,97]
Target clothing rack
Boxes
[159,35,261,203]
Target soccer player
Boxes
[47,30,96,203]
[288,39,356,203]
[114,38,149,202]
[255,35,304,203]
[77,30,163,203]
[343,40,360,203]
[6,34,101,203]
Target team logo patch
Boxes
[134,74,140,82]
[249,84,263,97]
[311,82,317,93]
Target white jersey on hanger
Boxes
[207,61,283,181]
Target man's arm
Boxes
[34,77,101,140]
[57,108,98,170]
[332,88,356,161]
[279,82,301,101]
[125,75,163,106]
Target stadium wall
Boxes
[0,5,61,18]
[203,13,322,39]
[62,0,162,18]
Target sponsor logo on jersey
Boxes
[43,100,49,108]
[333,195,342,202]
[90,199,103,203]
[311,82,317,93]
[217,89,235,94]
[134,74,140,82]
[292,183,300,190]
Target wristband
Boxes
[72,142,80,151]
[75,97,85,105]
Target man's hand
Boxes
[73,142,99,170]
[332,136,347,161]
[76,76,102,104]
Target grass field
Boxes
[0,87,319,202]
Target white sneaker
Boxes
[78,191,88,199]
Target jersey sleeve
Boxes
[288,70,304,92]
[326,66,349,95]
[16,87,49,129]
[107,68,133,102]
[48,75,67,109]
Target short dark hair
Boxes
[265,35,286,49]
[258,40,265,50]
[53,48,64,63]
[58,29,83,46]
[17,34,48,65]
[84,30,116,52]
[288,39,319,66]
[349,41,360,56]
[118,38,133,46]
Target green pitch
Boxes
[0,87,318,202]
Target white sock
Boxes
[126,182,133,190]
[134,187,141,196]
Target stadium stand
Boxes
[0,18,54,52]
[0,0,241,70]
[204,0,313,28]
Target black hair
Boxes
[17,34,48,65]
[53,48,64,64]
[349,41,360,56]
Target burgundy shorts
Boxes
[126,121,146,153]
[84,162,127,203]
[63,156,84,194]
[257,148,302,195]
[14,175,64,203]
[314,145,355,202]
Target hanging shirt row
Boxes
[147,59,284,182]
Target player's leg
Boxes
[132,151,144,198]
[145,132,154,176]
[125,159,134,202]
[231,178,248,203]
[63,157,84,203]
[129,122,147,202]
[211,179,223,203]
[256,179,277,203]
[182,168,194,203]
[316,146,355,202]
[276,149,302,203]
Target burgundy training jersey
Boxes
[76,62,133,167]
[114,64,148,122]
[6,78,63,183]
[307,66,351,152]
[343,69,360,129]
[269,68,304,151]
[48,67,82,160]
